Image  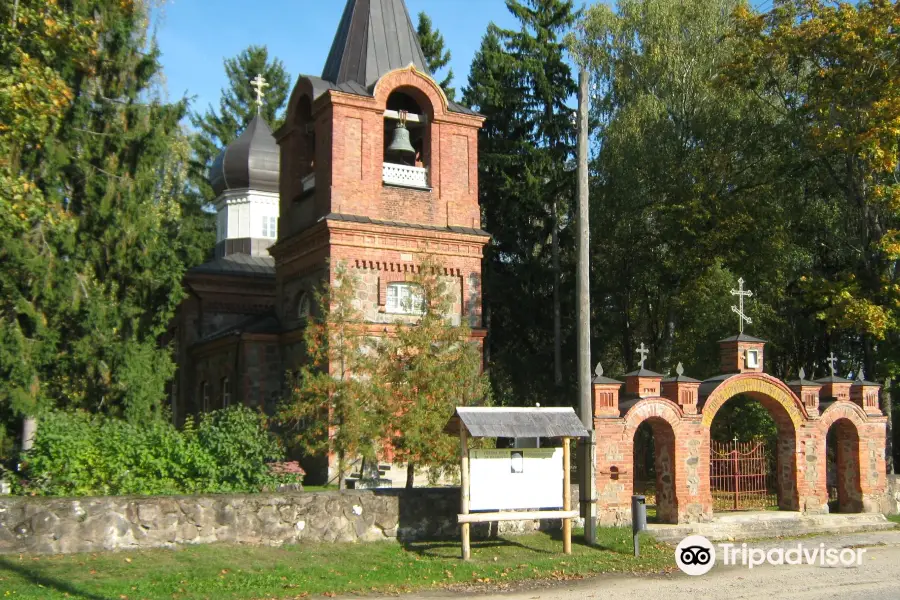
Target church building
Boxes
[166,0,489,481]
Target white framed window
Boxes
[746,349,760,369]
[221,376,231,407]
[297,292,311,319]
[386,282,425,315]
[262,215,278,238]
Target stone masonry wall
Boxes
[0,488,576,556]
[880,474,900,515]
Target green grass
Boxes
[298,484,337,492]
[886,514,900,525]
[0,528,673,599]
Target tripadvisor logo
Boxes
[675,535,716,576]
[675,535,869,576]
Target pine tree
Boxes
[190,46,290,201]
[464,1,578,406]
[416,12,456,101]
[1,0,202,434]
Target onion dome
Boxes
[209,115,280,197]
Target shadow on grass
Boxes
[0,556,112,600]
[402,536,557,558]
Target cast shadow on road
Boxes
[0,556,113,600]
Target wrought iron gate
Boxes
[710,439,777,511]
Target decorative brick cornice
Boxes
[328,219,487,259]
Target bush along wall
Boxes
[11,406,303,496]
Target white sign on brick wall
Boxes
[469,448,563,511]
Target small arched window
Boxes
[297,292,311,319]
[221,376,231,408]
[386,282,425,315]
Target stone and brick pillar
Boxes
[661,363,700,415]
[815,374,853,402]
[624,367,664,398]
[788,369,822,417]
[592,364,623,418]
[591,364,630,525]
[851,378,882,416]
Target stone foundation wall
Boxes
[881,474,900,515]
[0,488,575,555]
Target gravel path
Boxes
[380,530,900,600]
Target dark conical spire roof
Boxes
[209,115,280,197]
[322,0,430,89]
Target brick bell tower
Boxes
[271,0,488,363]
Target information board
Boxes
[468,448,563,511]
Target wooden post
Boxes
[460,427,471,560]
[563,437,572,554]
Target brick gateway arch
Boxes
[592,336,888,525]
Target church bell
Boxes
[387,122,416,157]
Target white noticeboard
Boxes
[468,448,563,511]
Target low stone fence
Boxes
[881,474,900,515]
[0,487,575,555]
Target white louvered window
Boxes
[386,283,425,315]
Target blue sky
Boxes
[153,0,528,118]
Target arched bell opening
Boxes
[383,90,431,184]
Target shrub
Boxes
[17,406,303,496]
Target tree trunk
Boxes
[337,451,346,490]
[406,462,415,489]
[552,196,562,388]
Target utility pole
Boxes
[575,67,596,545]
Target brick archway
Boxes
[701,373,805,512]
[624,399,682,523]
[701,373,808,428]
[591,357,887,524]
[819,402,873,513]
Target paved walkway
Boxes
[379,530,900,600]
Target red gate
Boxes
[710,439,777,511]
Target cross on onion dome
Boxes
[250,74,269,115]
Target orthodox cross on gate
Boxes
[826,352,839,376]
[636,342,649,369]
[250,74,269,115]
[730,277,753,334]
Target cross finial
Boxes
[676,362,685,376]
[250,74,269,115]
[826,352,838,376]
[594,363,604,378]
[636,343,649,369]
[799,367,806,381]
[730,277,753,334]
[857,367,866,382]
